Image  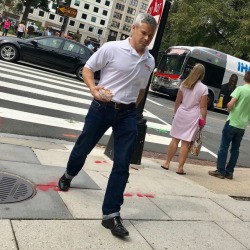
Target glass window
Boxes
[49,14,55,20]
[113,12,122,19]
[74,0,80,6]
[125,16,134,24]
[79,23,85,29]
[88,26,94,32]
[129,0,138,6]
[111,21,120,29]
[94,7,99,13]
[63,41,81,53]
[127,7,136,15]
[100,19,105,25]
[98,29,103,35]
[52,3,57,9]
[141,2,147,10]
[123,25,131,32]
[29,8,34,14]
[37,38,62,49]
[84,3,89,9]
[81,13,87,19]
[59,16,63,22]
[91,16,96,22]
[105,0,110,6]
[102,10,108,16]
[38,11,45,17]
[69,20,75,26]
[96,0,101,3]
[116,3,125,11]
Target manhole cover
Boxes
[0,172,36,204]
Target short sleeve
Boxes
[231,86,240,99]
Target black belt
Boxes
[106,101,136,110]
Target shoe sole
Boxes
[101,222,129,237]
[208,173,224,179]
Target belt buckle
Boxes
[114,102,120,110]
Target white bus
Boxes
[151,46,250,108]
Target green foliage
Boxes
[161,0,250,61]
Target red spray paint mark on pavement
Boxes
[94,160,108,164]
[124,192,155,198]
[37,181,59,192]
[63,134,79,138]
[95,160,102,164]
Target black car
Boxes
[0,36,94,80]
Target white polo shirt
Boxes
[85,38,155,104]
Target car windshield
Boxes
[158,49,188,75]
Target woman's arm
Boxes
[200,95,208,120]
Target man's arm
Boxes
[227,97,237,112]
[136,89,146,107]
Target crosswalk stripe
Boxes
[1,74,91,96]
[0,67,86,88]
[0,107,172,145]
[0,61,78,83]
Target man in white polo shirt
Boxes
[58,13,157,237]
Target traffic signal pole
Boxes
[104,1,172,164]
[59,0,72,35]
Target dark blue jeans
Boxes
[217,121,245,175]
[66,99,137,215]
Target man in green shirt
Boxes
[209,71,250,179]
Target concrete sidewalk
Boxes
[0,133,249,250]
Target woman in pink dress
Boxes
[161,64,208,174]
[2,18,11,36]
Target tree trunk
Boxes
[22,0,33,24]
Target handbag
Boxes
[189,128,202,156]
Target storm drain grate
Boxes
[0,172,35,204]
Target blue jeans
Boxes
[217,121,245,175]
[66,99,137,215]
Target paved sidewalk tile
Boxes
[12,220,152,250]
[131,220,247,250]
[0,220,17,250]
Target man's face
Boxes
[229,76,238,87]
[131,22,156,51]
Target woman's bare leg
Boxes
[162,138,180,169]
[177,140,190,173]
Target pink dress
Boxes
[170,80,208,142]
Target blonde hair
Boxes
[182,63,205,89]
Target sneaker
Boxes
[58,174,72,191]
[225,173,233,180]
[208,170,224,179]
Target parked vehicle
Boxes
[151,46,250,108]
[0,36,95,80]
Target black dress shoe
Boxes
[102,216,129,237]
[58,174,72,191]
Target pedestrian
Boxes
[58,13,157,237]
[17,20,26,39]
[26,22,35,39]
[42,26,52,36]
[161,64,208,174]
[72,29,81,42]
[2,17,11,36]
[209,71,250,179]
[219,74,238,109]
[87,42,94,51]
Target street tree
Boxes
[161,0,250,61]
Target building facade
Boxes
[24,0,150,45]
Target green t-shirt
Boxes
[227,83,250,129]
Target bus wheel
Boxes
[207,92,214,109]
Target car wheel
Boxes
[0,44,18,62]
[76,65,84,81]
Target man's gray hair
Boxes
[134,13,157,28]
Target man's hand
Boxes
[90,86,113,102]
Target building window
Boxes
[113,12,122,20]
[81,13,87,19]
[38,11,45,17]
[127,7,136,15]
[141,2,148,10]
[105,0,110,6]
[102,10,108,16]
[100,19,105,25]
[96,0,101,3]
[125,16,134,24]
[123,25,131,32]
[91,16,96,22]
[84,3,89,9]
[111,21,120,29]
[129,0,138,6]
[29,8,34,14]
[98,29,103,35]
[69,20,75,26]
[116,3,125,11]
[93,7,99,13]
[59,16,63,22]
[52,3,57,10]
[79,23,85,29]
[49,14,55,20]
[74,0,80,7]
[88,26,94,32]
